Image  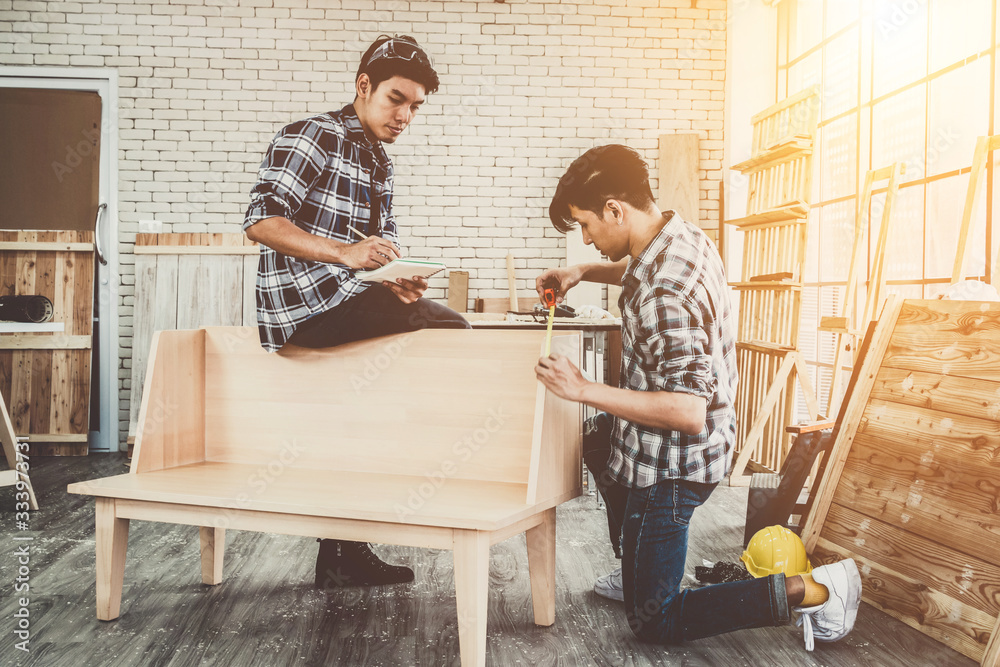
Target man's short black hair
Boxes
[548,144,656,233]
[357,35,440,95]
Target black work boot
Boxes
[314,539,414,589]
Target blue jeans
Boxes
[584,413,791,644]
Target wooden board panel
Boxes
[822,503,1000,616]
[129,234,254,440]
[658,133,700,225]
[809,299,1000,665]
[813,538,994,662]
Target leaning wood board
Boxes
[128,233,258,444]
[0,230,95,455]
[803,299,1000,665]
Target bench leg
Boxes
[199,527,225,585]
[95,497,129,621]
[453,529,489,667]
[526,507,556,626]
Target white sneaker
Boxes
[594,567,624,601]
[794,558,862,651]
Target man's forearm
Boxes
[577,259,628,285]
[578,382,707,436]
[246,216,347,263]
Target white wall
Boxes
[2,0,727,447]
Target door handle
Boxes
[94,202,108,266]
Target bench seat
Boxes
[69,327,584,667]
[70,461,575,531]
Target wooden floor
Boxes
[1,453,973,667]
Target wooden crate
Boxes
[128,233,258,444]
[0,231,95,456]
[803,299,1000,665]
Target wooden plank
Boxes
[242,253,257,327]
[447,270,469,313]
[10,233,36,434]
[822,503,1000,618]
[0,242,94,252]
[49,350,71,435]
[869,367,1000,425]
[834,460,1000,569]
[133,245,259,255]
[801,295,904,552]
[29,350,52,433]
[175,255,243,330]
[953,136,992,285]
[0,335,91,349]
[658,133,700,224]
[69,348,90,435]
[129,254,178,440]
[813,538,992,662]
[131,329,206,474]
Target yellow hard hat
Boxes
[740,525,813,578]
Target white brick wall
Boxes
[2,0,727,447]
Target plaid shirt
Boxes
[608,211,738,488]
[243,104,400,352]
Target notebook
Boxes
[354,258,448,283]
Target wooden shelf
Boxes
[0,322,64,333]
[731,135,813,174]
[729,281,802,290]
[736,340,797,355]
[724,202,810,229]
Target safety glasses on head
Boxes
[365,37,432,69]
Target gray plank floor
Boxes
[1,454,973,666]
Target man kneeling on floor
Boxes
[534,144,861,650]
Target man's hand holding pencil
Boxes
[345,224,428,305]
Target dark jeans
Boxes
[584,412,791,644]
[287,283,470,348]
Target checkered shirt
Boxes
[608,211,738,488]
[243,104,400,352]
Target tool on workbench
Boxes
[543,287,556,356]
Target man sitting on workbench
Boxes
[243,35,469,590]
[534,144,861,650]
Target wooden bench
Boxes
[68,326,583,667]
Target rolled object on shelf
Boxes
[0,295,54,323]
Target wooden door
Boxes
[0,88,101,455]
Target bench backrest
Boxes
[132,327,582,506]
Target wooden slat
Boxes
[834,463,1000,569]
[813,538,993,662]
[0,242,94,252]
[242,254,257,327]
[869,367,1000,424]
[823,503,1000,617]
[134,245,259,255]
[0,335,91,349]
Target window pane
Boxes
[818,199,856,281]
[875,183,924,282]
[872,0,928,98]
[926,173,986,280]
[823,28,859,119]
[871,85,925,172]
[929,0,991,72]
[820,115,857,201]
[788,50,823,94]
[792,0,826,60]
[826,0,860,37]
[927,58,990,177]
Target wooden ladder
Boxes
[1,389,38,510]
[726,86,821,486]
[819,162,905,417]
